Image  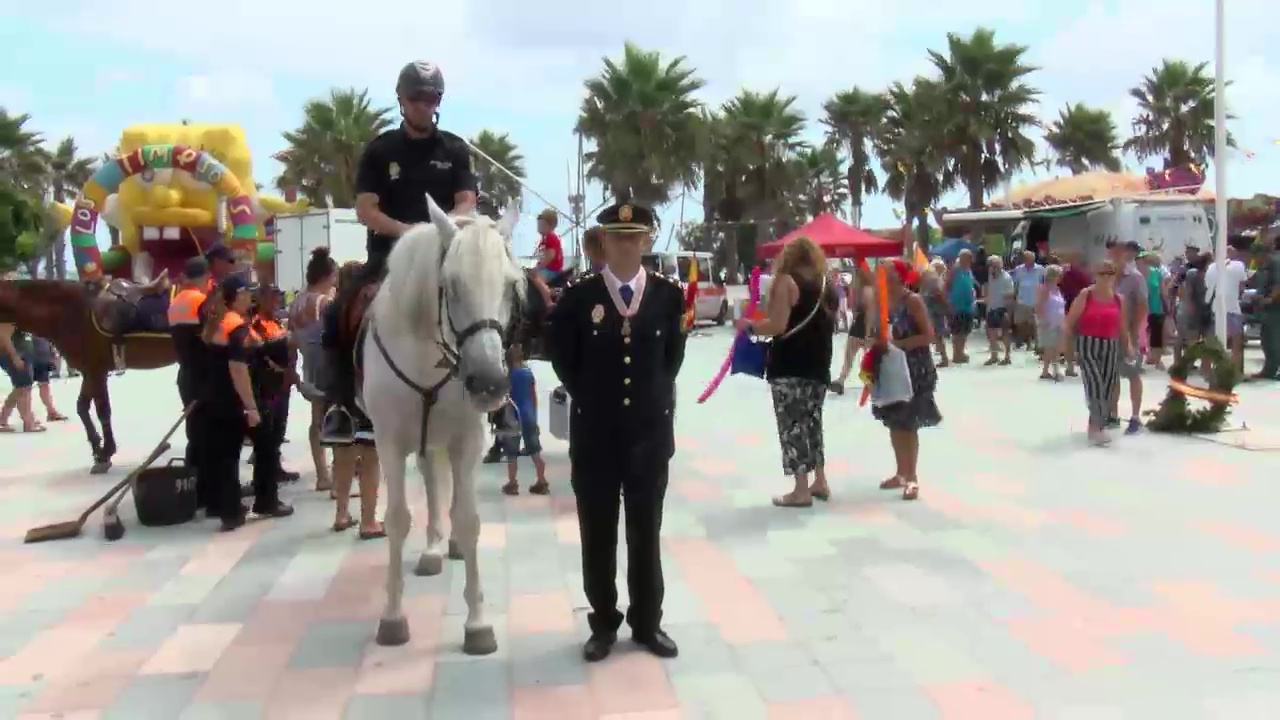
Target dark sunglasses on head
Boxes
[1097,270,1116,276]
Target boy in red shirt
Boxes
[535,209,565,281]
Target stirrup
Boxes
[112,345,127,373]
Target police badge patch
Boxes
[389,162,400,180]
[619,205,632,222]
[591,304,605,324]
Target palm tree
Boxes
[468,130,525,210]
[821,88,887,227]
[719,89,808,234]
[0,109,48,193]
[1123,59,1234,169]
[42,137,96,279]
[576,42,705,206]
[929,28,1041,209]
[793,144,849,218]
[1043,103,1122,174]
[876,78,954,248]
[275,88,394,208]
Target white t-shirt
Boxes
[1204,259,1249,314]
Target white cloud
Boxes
[173,71,276,113]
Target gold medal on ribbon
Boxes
[591,304,605,324]
[621,318,631,336]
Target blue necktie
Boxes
[619,285,634,307]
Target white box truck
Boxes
[274,209,368,295]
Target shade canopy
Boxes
[756,213,902,260]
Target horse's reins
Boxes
[369,280,508,455]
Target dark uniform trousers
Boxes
[201,404,247,521]
[176,366,207,504]
[549,272,687,638]
[248,402,284,509]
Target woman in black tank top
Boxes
[737,237,835,508]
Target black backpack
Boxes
[1187,269,1212,325]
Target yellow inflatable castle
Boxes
[68,124,306,283]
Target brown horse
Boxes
[0,279,176,473]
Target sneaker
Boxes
[320,406,355,446]
[1125,417,1141,435]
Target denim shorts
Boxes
[497,420,542,458]
[1,353,34,389]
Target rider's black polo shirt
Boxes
[355,125,478,258]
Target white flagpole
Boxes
[1212,0,1229,346]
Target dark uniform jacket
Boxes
[547,271,687,471]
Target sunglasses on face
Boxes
[1097,270,1116,276]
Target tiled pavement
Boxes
[3,330,1280,719]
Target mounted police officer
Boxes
[320,60,479,444]
[547,202,688,663]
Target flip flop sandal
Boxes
[809,487,831,502]
[47,413,68,422]
[501,483,519,496]
[0,424,14,433]
[879,476,903,490]
[772,494,813,509]
[528,482,550,496]
[902,480,920,501]
[332,517,356,532]
[22,424,46,433]
[359,525,387,540]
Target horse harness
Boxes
[366,284,508,455]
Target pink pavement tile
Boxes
[980,502,1046,530]
[839,504,894,524]
[1178,457,1241,487]
[60,591,149,627]
[734,433,764,448]
[315,557,385,621]
[1004,617,1127,673]
[265,667,357,720]
[768,696,861,719]
[509,591,576,635]
[980,559,1119,626]
[666,538,787,643]
[0,572,46,613]
[690,456,736,477]
[513,684,595,720]
[21,649,150,715]
[195,642,294,701]
[969,472,1027,498]
[599,712,684,720]
[588,653,678,716]
[1160,619,1264,656]
[479,521,508,549]
[1149,582,1269,656]
[18,711,103,720]
[1193,521,1280,553]
[1049,509,1126,538]
[0,620,120,684]
[921,489,983,523]
[926,680,1034,720]
[236,600,321,645]
[555,517,582,544]
[672,477,722,503]
[139,622,243,675]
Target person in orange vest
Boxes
[168,256,215,510]
[250,286,301,485]
[201,275,294,532]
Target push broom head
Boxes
[23,521,83,544]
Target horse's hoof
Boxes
[463,626,498,656]
[90,460,112,475]
[102,510,125,542]
[447,539,464,560]
[375,617,411,646]
[414,553,444,576]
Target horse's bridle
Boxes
[368,275,514,455]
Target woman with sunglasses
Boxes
[1061,259,1134,446]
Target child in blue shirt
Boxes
[499,344,548,495]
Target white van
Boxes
[1010,198,1211,267]
[641,251,729,324]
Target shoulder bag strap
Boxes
[778,276,827,342]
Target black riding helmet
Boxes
[396,61,445,101]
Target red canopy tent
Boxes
[756,213,902,260]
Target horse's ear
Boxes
[425,193,457,243]
[496,198,521,239]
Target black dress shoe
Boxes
[253,501,295,518]
[219,514,246,532]
[632,628,678,658]
[581,632,617,663]
[278,469,301,483]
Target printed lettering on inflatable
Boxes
[68,124,303,282]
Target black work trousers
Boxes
[200,405,247,522]
[177,368,206,505]
[248,402,284,510]
[571,461,669,636]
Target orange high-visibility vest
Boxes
[167,287,208,326]
[253,316,286,341]
[212,311,261,346]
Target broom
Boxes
[23,404,194,544]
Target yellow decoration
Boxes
[49,202,73,231]
[82,179,108,207]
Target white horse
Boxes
[362,194,524,655]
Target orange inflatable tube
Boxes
[1167,378,1238,404]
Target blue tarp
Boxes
[930,237,977,263]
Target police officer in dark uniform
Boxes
[319,60,479,444]
[547,202,688,663]
[168,256,213,507]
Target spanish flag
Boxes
[681,259,698,331]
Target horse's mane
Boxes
[371,215,524,338]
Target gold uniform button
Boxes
[623,398,631,406]
[624,356,631,364]
[624,377,631,385]
[624,337,631,344]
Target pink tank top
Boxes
[1076,290,1122,339]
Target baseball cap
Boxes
[205,245,233,263]
[183,256,209,279]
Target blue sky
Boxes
[3,0,1277,259]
